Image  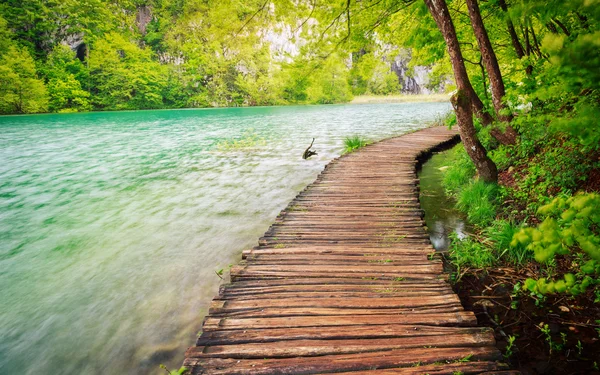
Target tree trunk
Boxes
[465,0,516,144]
[423,0,498,182]
[546,22,559,34]
[498,0,525,59]
[424,0,492,126]
[465,0,509,120]
[498,0,532,76]
[452,91,498,182]
[508,21,525,58]
[530,26,543,58]
[552,18,570,36]
[523,26,532,57]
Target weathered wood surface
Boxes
[184,127,510,374]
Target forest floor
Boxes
[350,93,450,104]
[451,268,600,374]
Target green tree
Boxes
[88,32,167,110]
[350,51,401,96]
[306,54,353,104]
[0,45,48,114]
[44,45,91,112]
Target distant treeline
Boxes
[0,0,439,115]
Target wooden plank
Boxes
[242,247,437,257]
[189,333,496,358]
[220,277,448,288]
[207,305,467,318]
[197,325,494,345]
[219,284,454,297]
[184,346,501,374]
[209,295,460,312]
[316,362,509,375]
[202,311,477,331]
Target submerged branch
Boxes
[303,138,318,159]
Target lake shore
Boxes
[351,94,451,104]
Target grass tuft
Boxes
[484,220,532,266]
[449,233,496,271]
[456,181,498,227]
[343,135,369,154]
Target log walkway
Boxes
[184,126,515,374]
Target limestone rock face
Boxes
[136,5,153,35]
[391,51,445,94]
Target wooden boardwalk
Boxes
[184,126,514,374]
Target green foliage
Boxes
[489,145,512,172]
[343,136,369,154]
[511,138,595,212]
[449,233,496,272]
[89,32,167,110]
[505,335,517,358]
[306,54,353,104]
[551,102,600,152]
[457,181,499,227]
[512,193,600,263]
[0,45,48,114]
[442,146,476,196]
[2,0,421,113]
[513,193,600,296]
[349,51,401,96]
[537,323,567,355]
[449,220,529,272]
[44,45,91,112]
[486,220,531,266]
[425,59,452,92]
[159,364,188,375]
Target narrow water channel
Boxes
[418,146,472,251]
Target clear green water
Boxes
[0,103,450,374]
[419,148,472,251]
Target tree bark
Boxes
[423,0,498,182]
[452,90,498,182]
[497,0,532,76]
[552,18,570,36]
[523,25,532,57]
[424,0,493,126]
[465,0,511,122]
[546,22,559,34]
[530,26,543,58]
[465,0,517,144]
[498,0,525,59]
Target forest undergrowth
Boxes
[442,112,600,373]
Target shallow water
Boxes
[418,147,471,251]
[0,103,451,374]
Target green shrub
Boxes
[343,136,369,153]
[512,193,600,296]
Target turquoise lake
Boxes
[0,103,451,374]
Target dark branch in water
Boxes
[303,138,318,159]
